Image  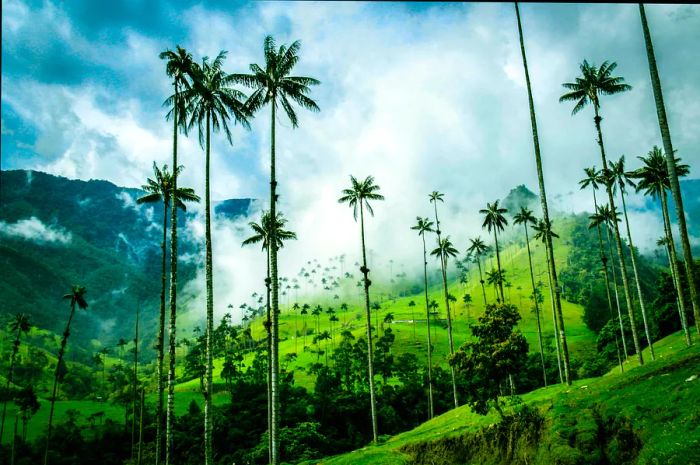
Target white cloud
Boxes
[0,217,72,244]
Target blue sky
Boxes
[2,1,700,313]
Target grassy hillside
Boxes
[312,331,700,465]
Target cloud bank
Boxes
[0,217,73,244]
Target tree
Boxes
[159,44,194,465]
[242,210,297,463]
[236,36,319,464]
[449,303,528,417]
[559,59,644,366]
[338,174,384,443]
[639,4,700,337]
[14,387,39,442]
[514,1,572,385]
[513,207,547,385]
[430,236,460,409]
[136,161,199,461]
[610,155,655,359]
[467,237,489,307]
[480,200,508,303]
[629,147,691,345]
[0,313,31,441]
[186,50,250,465]
[579,167,624,370]
[44,285,88,465]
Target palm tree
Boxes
[480,200,508,303]
[629,147,691,346]
[579,167,623,369]
[338,175,384,443]
[590,204,629,360]
[186,50,251,465]
[44,285,88,465]
[513,207,547,385]
[467,237,489,307]
[159,45,194,465]
[559,59,644,366]
[610,155,655,359]
[242,211,296,462]
[236,37,319,464]
[301,304,310,349]
[515,1,572,385]
[0,314,31,441]
[136,162,199,458]
[430,236,460,408]
[639,4,700,336]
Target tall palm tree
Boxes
[467,237,489,307]
[410,216,435,419]
[513,207,547,385]
[338,175,384,443]
[430,236,460,408]
[610,156,655,359]
[629,147,691,345]
[242,211,296,462]
[0,314,31,441]
[236,37,319,464]
[186,50,250,465]
[591,204,629,359]
[559,59,644,366]
[480,200,508,303]
[639,4,700,336]
[136,162,199,459]
[159,45,194,465]
[515,1,571,385]
[532,219,564,383]
[579,167,624,369]
[44,286,88,465]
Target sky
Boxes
[2,1,700,321]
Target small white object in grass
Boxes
[686,375,698,382]
[580,385,588,390]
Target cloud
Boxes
[0,217,72,244]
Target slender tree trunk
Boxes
[477,256,488,306]
[137,388,144,465]
[619,188,655,360]
[44,302,76,465]
[660,190,692,345]
[432,202,459,408]
[204,110,214,465]
[640,4,700,336]
[493,230,505,303]
[156,197,168,465]
[515,1,571,384]
[266,251,273,465]
[165,79,179,465]
[269,101,281,464]
[523,224,547,385]
[606,222,629,359]
[359,204,379,443]
[0,328,22,442]
[593,105,644,366]
[592,190,624,371]
[11,416,17,465]
[131,306,139,463]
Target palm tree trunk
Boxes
[606,223,629,358]
[165,79,180,465]
[359,203,379,444]
[619,188,655,360]
[524,224,547,385]
[477,257,487,306]
[593,104,644,366]
[592,190,624,371]
[131,306,139,463]
[0,328,22,442]
[639,4,700,336]
[203,110,214,465]
[44,302,76,465]
[137,388,145,465]
[266,251,273,465]
[156,197,168,465]
[269,101,281,464]
[515,1,571,385]
[493,231,505,303]
[660,190,692,346]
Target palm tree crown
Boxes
[466,237,489,257]
[480,200,508,233]
[513,206,537,228]
[579,166,603,192]
[430,237,459,262]
[10,314,31,335]
[338,175,385,220]
[137,162,200,210]
[628,147,689,199]
[242,211,297,251]
[411,217,434,236]
[559,60,632,114]
[64,285,88,310]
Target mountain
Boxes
[0,169,255,355]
